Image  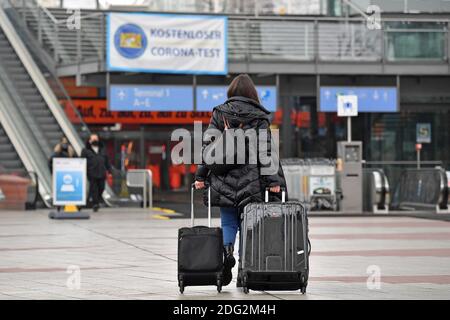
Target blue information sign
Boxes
[320,87,398,113]
[196,86,277,112]
[53,158,87,206]
[109,85,193,111]
[416,123,431,143]
[55,171,84,202]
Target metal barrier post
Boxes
[126,169,153,209]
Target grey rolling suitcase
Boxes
[240,189,310,294]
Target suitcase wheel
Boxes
[300,275,307,294]
[179,280,184,294]
[242,275,249,294]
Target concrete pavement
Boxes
[0,208,450,300]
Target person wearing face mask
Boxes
[81,134,112,212]
[49,137,75,172]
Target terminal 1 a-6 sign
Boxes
[107,13,227,75]
[320,87,398,113]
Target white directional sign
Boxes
[337,95,358,117]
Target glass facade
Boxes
[278,75,450,171]
[278,102,450,183]
[363,111,450,163]
[385,22,447,61]
[328,0,450,15]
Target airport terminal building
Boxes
[2,1,450,303]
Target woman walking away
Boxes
[194,74,287,287]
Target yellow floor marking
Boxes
[152,214,170,220]
[161,209,176,214]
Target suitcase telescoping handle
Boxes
[265,187,286,203]
[191,183,212,228]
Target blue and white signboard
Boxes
[337,95,358,117]
[107,13,228,75]
[320,87,398,112]
[109,85,193,111]
[196,86,277,111]
[53,158,87,206]
[416,123,431,143]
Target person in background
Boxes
[195,74,287,287]
[48,137,75,172]
[49,137,75,211]
[81,134,112,212]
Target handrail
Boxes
[41,5,58,24]
[363,169,390,213]
[3,1,92,136]
[0,80,52,207]
[391,167,449,213]
[0,4,96,207]
[23,6,450,23]
[41,5,105,25]
[26,171,39,209]
[3,1,121,207]
[0,7,85,155]
[365,161,443,166]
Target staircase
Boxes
[0,3,126,208]
[0,29,62,155]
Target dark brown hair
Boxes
[227,74,260,103]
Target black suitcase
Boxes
[177,184,224,293]
[240,189,310,294]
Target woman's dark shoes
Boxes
[223,245,236,286]
[93,204,100,212]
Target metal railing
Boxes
[0,15,52,206]
[0,1,124,207]
[364,161,449,213]
[363,168,390,214]
[3,0,92,151]
[126,169,153,209]
[6,3,450,68]
[38,0,327,15]
[8,0,104,65]
[281,158,337,211]
[392,167,449,213]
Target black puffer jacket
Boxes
[81,141,112,179]
[196,96,287,208]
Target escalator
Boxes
[0,124,25,172]
[0,29,61,154]
[0,4,138,208]
[0,6,121,208]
